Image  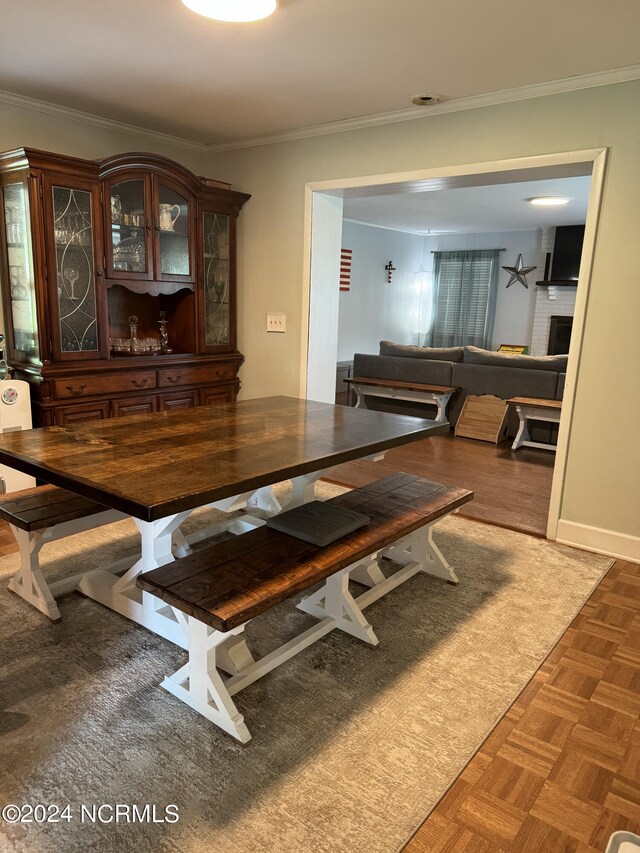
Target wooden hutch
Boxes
[0,149,250,426]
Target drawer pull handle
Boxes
[131,378,148,388]
[167,374,182,384]
[66,383,86,397]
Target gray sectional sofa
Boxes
[352,341,568,437]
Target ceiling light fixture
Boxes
[411,94,442,106]
[180,0,277,22]
[528,196,570,206]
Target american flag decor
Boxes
[339,248,353,292]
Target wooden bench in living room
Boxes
[0,485,127,620]
[137,473,473,742]
[344,376,458,424]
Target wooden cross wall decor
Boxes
[385,261,397,283]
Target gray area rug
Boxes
[0,482,612,853]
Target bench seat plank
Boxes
[137,473,473,632]
[0,484,113,531]
[345,377,457,394]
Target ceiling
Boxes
[0,0,639,146]
[342,177,592,235]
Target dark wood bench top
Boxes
[345,377,458,394]
[0,485,113,531]
[137,473,473,632]
[507,397,563,410]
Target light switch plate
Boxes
[267,313,286,333]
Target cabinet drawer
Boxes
[54,371,157,399]
[157,363,234,388]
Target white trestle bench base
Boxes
[350,382,454,425]
[160,518,459,743]
[8,508,127,621]
[511,403,562,452]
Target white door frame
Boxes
[300,148,608,541]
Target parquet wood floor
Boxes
[325,432,554,537]
[403,559,640,852]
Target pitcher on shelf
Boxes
[158,203,181,231]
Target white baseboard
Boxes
[556,520,640,562]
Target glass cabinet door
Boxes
[2,181,39,359]
[155,181,192,280]
[201,211,232,349]
[47,178,105,358]
[105,175,152,280]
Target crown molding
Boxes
[1,64,638,157]
[343,217,458,237]
[205,64,640,153]
[0,89,207,153]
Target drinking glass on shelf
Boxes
[63,265,80,300]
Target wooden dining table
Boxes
[0,396,445,648]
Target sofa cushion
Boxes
[353,353,454,387]
[463,346,568,372]
[379,341,464,362]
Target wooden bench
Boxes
[1,485,127,620]
[138,473,473,742]
[507,397,563,451]
[345,377,458,424]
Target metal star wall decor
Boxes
[502,254,537,289]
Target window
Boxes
[429,249,500,348]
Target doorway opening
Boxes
[301,149,606,539]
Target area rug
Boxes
[0,482,612,853]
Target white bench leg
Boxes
[298,566,379,645]
[7,509,128,620]
[7,527,61,621]
[161,619,252,743]
[511,405,529,450]
[414,525,459,584]
[433,392,452,424]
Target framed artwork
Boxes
[497,344,529,354]
[339,248,352,291]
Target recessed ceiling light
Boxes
[180,0,277,22]
[411,94,442,106]
[528,196,570,206]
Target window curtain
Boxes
[428,249,500,348]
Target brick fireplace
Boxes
[530,286,576,356]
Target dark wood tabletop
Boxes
[0,396,445,521]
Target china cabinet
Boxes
[0,149,250,425]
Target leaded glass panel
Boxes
[52,186,99,352]
[203,212,230,346]
[3,183,39,356]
